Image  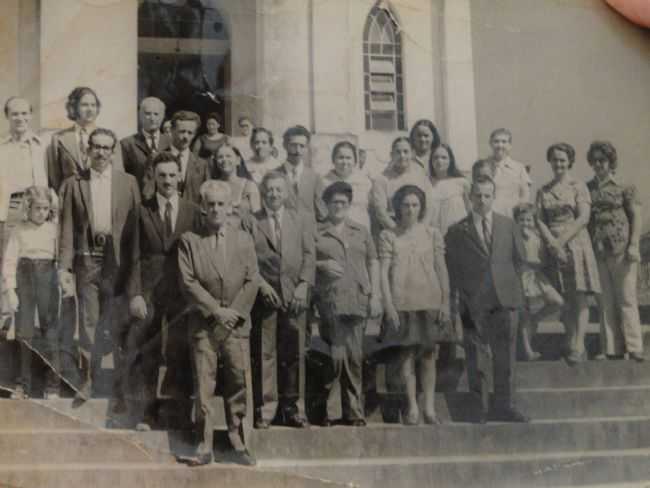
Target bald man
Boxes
[121,97,171,192]
[0,97,49,255]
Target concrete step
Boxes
[368,387,650,423]
[0,399,94,430]
[0,463,346,488]
[0,430,163,465]
[241,418,650,460]
[262,448,650,488]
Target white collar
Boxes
[171,145,189,156]
[143,129,160,140]
[472,210,493,225]
[90,167,111,180]
[284,161,303,175]
[7,130,40,144]
[265,205,284,220]
[75,123,95,135]
[156,191,179,209]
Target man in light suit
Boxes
[245,170,316,429]
[48,86,124,192]
[178,180,259,466]
[445,175,528,424]
[123,151,202,430]
[277,125,326,222]
[120,97,171,193]
[142,111,209,204]
[59,128,140,402]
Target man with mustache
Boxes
[58,128,140,404]
[123,151,202,430]
[142,111,209,204]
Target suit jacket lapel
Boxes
[281,209,297,258]
[79,178,95,234]
[133,133,151,158]
[145,196,166,245]
[257,210,278,252]
[464,217,488,257]
[175,200,194,237]
[61,129,83,170]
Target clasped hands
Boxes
[259,280,308,316]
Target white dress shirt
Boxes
[171,146,190,182]
[90,168,112,234]
[156,192,179,233]
[283,161,303,185]
[266,205,284,247]
[491,157,531,218]
[144,130,160,151]
[0,131,49,221]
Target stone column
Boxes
[39,0,138,137]
[441,0,479,172]
[256,0,312,137]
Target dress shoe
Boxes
[44,388,60,400]
[593,353,607,361]
[345,418,366,427]
[629,352,646,363]
[254,418,271,429]
[284,414,309,428]
[566,351,584,365]
[135,422,152,432]
[320,418,334,427]
[73,382,91,404]
[184,452,213,467]
[489,408,529,423]
[230,449,256,466]
[10,385,27,400]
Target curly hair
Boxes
[546,142,576,168]
[409,119,441,152]
[392,184,427,224]
[587,140,618,171]
[65,86,101,122]
[322,181,353,204]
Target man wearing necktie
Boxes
[178,180,259,466]
[142,111,209,204]
[121,97,171,193]
[245,170,316,429]
[278,125,326,222]
[47,86,124,193]
[445,175,528,424]
[58,128,140,403]
[123,151,202,431]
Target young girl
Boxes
[514,203,564,361]
[1,186,61,398]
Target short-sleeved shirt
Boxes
[378,224,445,311]
[315,218,377,318]
[587,176,639,256]
[491,157,531,218]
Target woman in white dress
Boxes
[428,143,470,236]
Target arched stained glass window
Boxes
[363,2,405,131]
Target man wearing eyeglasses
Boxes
[59,128,141,405]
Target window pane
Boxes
[371,93,395,111]
[370,43,381,55]
[369,21,382,44]
[370,73,394,93]
[383,23,395,43]
[372,111,396,131]
[382,43,393,55]
[369,58,394,74]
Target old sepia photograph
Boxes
[0,0,649,486]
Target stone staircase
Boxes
[2,322,650,487]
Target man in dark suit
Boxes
[47,86,124,192]
[58,128,140,402]
[178,180,259,466]
[245,170,316,429]
[142,110,209,204]
[445,175,528,423]
[277,125,326,222]
[123,151,202,430]
[120,97,171,192]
